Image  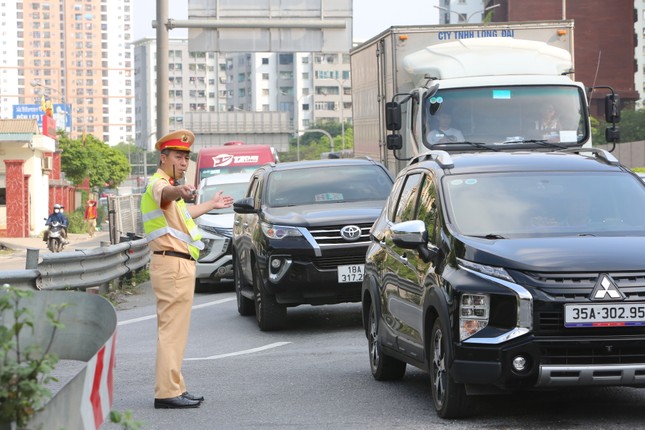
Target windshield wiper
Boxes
[504,139,569,150]
[454,141,501,152]
[472,233,506,240]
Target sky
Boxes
[133,0,438,42]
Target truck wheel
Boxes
[368,301,406,380]
[235,257,255,316]
[430,317,473,418]
[252,261,286,331]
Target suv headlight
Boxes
[459,293,489,341]
[261,222,303,239]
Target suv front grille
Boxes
[512,270,645,336]
[541,344,645,365]
[313,254,367,270]
[308,223,373,247]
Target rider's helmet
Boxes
[53,203,62,209]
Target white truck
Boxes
[350,20,620,173]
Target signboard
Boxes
[12,104,72,131]
[187,0,352,53]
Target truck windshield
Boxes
[423,85,587,150]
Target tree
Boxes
[58,132,130,189]
[280,122,354,161]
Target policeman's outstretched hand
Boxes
[211,191,234,209]
[177,184,198,200]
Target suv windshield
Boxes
[201,182,248,214]
[423,85,587,149]
[266,165,392,207]
[443,172,645,238]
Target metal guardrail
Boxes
[2,238,150,291]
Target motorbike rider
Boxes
[43,203,69,245]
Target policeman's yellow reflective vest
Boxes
[141,172,203,260]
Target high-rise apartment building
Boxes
[226,52,351,135]
[133,38,229,150]
[0,0,134,144]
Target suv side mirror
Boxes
[604,93,621,123]
[233,197,257,214]
[391,220,438,263]
[385,102,402,131]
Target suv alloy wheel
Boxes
[368,301,406,380]
[253,260,286,331]
[234,257,254,316]
[430,317,471,418]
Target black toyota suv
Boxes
[232,158,394,331]
[362,148,645,418]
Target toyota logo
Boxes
[340,225,362,241]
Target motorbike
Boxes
[46,220,66,253]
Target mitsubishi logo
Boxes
[590,274,625,301]
[340,225,362,241]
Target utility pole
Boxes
[156,0,169,141]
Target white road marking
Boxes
[185,342,291,361]
[117,296,236,326]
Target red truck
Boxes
[194,142,278,186]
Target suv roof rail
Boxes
[558,147,621,166]
[409,150,455,169]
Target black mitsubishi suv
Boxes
[232,158,394,331]
[362,148,645,418]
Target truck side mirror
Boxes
[605,125,620,143]
[605,94,621,123]
[386,102,402,131]
[386,133,403,150]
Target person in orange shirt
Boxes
[84,199,98,238]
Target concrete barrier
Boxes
[2,291,117,430]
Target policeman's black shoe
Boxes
[154,395,200,409]
[182,392,204,402]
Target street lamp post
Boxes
[295,93,311,161]
[334,79,347,151]
[434,4,500,23]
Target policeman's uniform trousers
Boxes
[150,254,196,399]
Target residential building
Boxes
[226,52,351,135]
[133,38,229,150]
[0,0,135,145]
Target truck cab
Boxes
[351,22,621,174]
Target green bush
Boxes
[0,285,67,428]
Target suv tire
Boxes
[253,260,287,331]
[430,317,472,418]
[235,257,255,316]
[368,301,406,380]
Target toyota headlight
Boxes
[261,222,303,239]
